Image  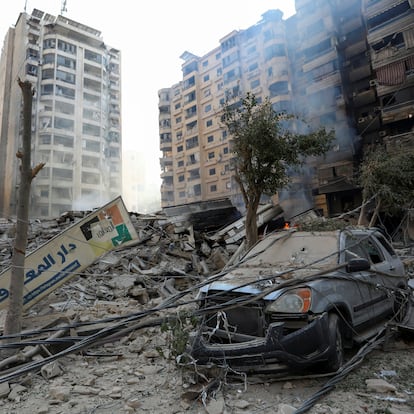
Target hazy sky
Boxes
[0,0,296,204]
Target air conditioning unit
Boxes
[369,79,378,87]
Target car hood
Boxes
[200,230,340,300]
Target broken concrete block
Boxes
[41,361,63,379]
[366,378,397,393]
[0,382,10,398]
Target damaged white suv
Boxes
[189,227,409,373]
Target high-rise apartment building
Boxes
[159,0,414,217]
[0,9,122,219]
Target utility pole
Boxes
[2,80,44,353]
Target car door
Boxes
[342,233,390,326]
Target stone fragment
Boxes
[48,386,71,402]
[366,378,397,393]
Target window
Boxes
[184,90,196,104]
[193,184,201,195]
[209,168,216,175]
[43,53,55,64]
[56,69,75,84]
[207,135,214,143]
[26,64,37,76]
[83,140,100,152]
[203,74,210,82]
[179,191,186,198]
[186,136,199,150]
[56,85,75,99]
[206,119,213,127]
[82,123,100,136]
[177,145,183,152]
[264,44,286,60]
[84,49,102,64]
[223,147,229,154]
[208,152,215,159]
[202,60,209,67]
[42,69,54,80]
[175,116,182,124]
[269,81,289,97]
[54,117,74,131]
[178,175,185,182]
[57,55,76,69]
[210,184,217,192]
[43,38,56,49]
[249,62,258,72]
[205,104,212,113]
[250,79,260,89]
[41,84,53,95]
[177,160,184,167]
[174,102,181,110]
[58,40,76,55]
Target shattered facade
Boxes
[0,9,122,219]
[158,0,414,216]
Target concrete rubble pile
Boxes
[0,206,413,414]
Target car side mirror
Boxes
[346,258,370,272]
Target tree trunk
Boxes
[3,80,34,343]
[245,200,260,249]
[369,198,381,227]
[357,199,367,226]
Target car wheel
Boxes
[323,313,344,373]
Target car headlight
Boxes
[266,287,312,313]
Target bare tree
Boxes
[2,80,44,348]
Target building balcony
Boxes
[382,100,414,124]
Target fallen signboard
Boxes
[0,196,138,311]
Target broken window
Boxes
[26,64,37,76]
[185,136,199,150]
[189,169,200,181]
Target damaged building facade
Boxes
[0,9,122,219]
[158,0,414,216]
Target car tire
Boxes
[323,313,344,373]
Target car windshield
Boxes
[241,230,339,269]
